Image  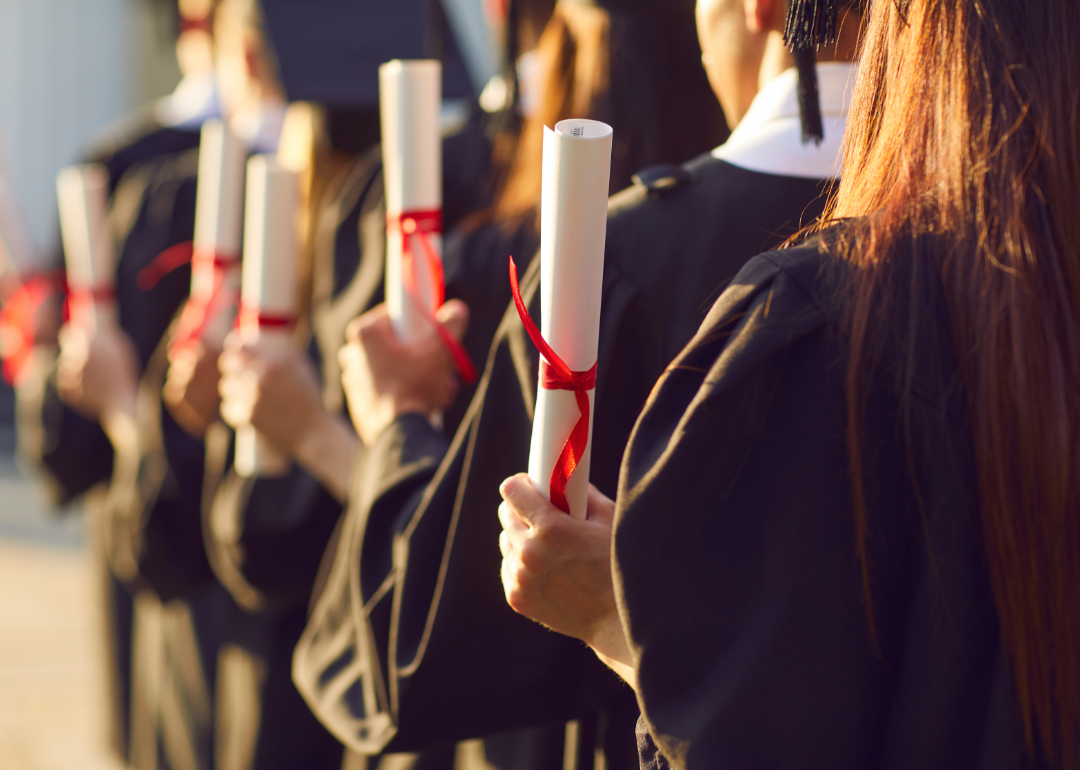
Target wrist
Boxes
[100,403,139,454]
[294,413,359,503]
[586,612,633,669]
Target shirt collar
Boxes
[154,73,221,131]
[712,61,857,180]
[231,101,287,155]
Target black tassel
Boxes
[784,0,840,145]
[793,47,823,145]
[784,0,841,50]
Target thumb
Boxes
[499,472,561,528]
[585,484,616,527]
[435,299,470,342]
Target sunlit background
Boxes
[0,1,181,767]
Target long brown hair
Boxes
[827,0,1080,763]
[483,2,726,228]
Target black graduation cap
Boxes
[783,0,841,145]
[259,0,475,109]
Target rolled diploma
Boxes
[234,156,298,478]
[192,119,246,345]
[56,164,116,334]
[527,120,612,520]
[379,59,442,342]
[0,174,38,279]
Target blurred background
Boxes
[0,1,181,768]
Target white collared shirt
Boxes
[154,73,221,131]
[712,62,857,180]
[232,101,288,155]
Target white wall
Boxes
[0,0,179,259]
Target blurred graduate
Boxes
[8,2,230,767]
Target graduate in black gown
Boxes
[9,4,223,766]
[497,0,1080,768]
[294,0,863,765]
[172,2,486,768]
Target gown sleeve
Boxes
[294,249,660,755]
[15,349,115,504]
[614,247,1008,769]
[614,250,896,768]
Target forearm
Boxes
[294,412,360,504]
[589,612,637,691]
[99,398,139,457]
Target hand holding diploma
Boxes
[339,300,470,447]
[55,163,138,430]
[497,473,635,689]
[164,119,246,437]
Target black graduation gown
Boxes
[620,241,1038,770]
[200,119,498,770]
[200,148,386,770]
[293,155,833,767]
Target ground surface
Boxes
[0,440,125,770]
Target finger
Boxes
[435,299,470,342]
[338,342,360,373]
[498,500,530,533]
[585,484,617,526]
[499,473,561,529]
[347,304,388,345]
[222,329,242,351]
[499,529,512,559]
[218,347,243,376]
[440,377,460,410]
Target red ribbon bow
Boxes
[509,257,598,514]
[136,241,241,353]
[0,271,65,385]
[388,209,478,384]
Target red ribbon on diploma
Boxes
[237,303,295,332]
[509,257,597,514]
[0,271,65,385]
[136,241,241,353]
[387,209,478,384]
[66,284,117,328]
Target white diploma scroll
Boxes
[234,156,299,478]
[379,59,443,342]
[526,120,613,520]
[56,164,116,335]
[191,119,246,346]
[0,174,37,280]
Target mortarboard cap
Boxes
[259,0,474,109]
